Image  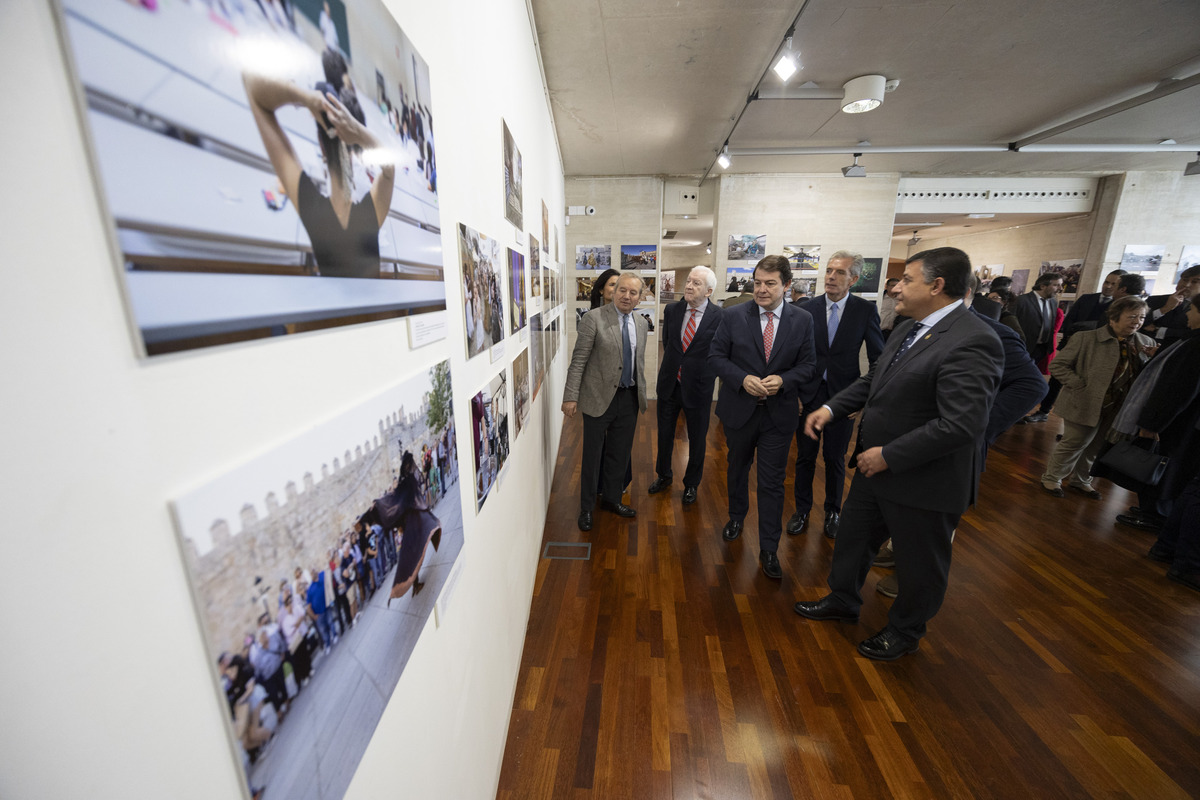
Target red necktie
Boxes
[763,311,775,362]
[678,309,698,381]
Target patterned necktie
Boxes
[763,311,775,362]
[678,308,698,381]
[888,322,924,368]
[620,313,634,387]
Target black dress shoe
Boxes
[786,511,808,535]
[599,499,636,517]
[759,550,782,579]
[823,511,840,539]
[577,511,593,531]
[857,627,920,661]
[1147,542,1175,564]
[647,476,672,494]
[1167,567,1200,593]
[721,519,743,541]
[1116,512,1163,532]
[682,486,698,505]
[793,594,859,622]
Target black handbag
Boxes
[1095,438,1169,486]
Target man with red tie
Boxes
[649,266,724,505]
[710,255,817,579]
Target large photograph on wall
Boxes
[56,0,446,356]
[503,120,523,229]
[172,363,462,800]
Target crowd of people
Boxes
[215,443,455,782]
[563,249,1200,664]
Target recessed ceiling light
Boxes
[967,213,994,219]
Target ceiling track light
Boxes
[841,152,866,178]
[773,30,799,82]
[842,74,890,114]
[907,230,921,247]
[717,143,731,170]
[1186,152,1200,177]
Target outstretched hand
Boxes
[804,407,832,440]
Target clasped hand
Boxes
[743,374,783,397]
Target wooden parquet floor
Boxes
[497,403,1200,799]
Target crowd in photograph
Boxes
[215,438,457,770]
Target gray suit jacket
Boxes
[827,304,1003,515]
[563,303,648,416]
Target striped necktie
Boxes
[678,308,698,381]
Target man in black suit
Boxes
[1012,272,1064,365]
[1028,269,1126,422]
[1143,265,1200,346]
[794,247,1003,661]
[710,255,817,579]
[649,266,724,505]
[787,251,884,540]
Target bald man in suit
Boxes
[563,273,649,532]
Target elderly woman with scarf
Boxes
[1040,296,1155,499]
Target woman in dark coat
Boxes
[1118,302,1200,533]
[371,451,442,602]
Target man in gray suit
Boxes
[563,272,649,531]
[794,247,1003,661]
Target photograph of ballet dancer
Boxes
[783,245,821,271]
[172,362,461,800]
[509,247,528,334]
[458,224,506,358]
[576,245,612,271]
[512,348,531,440]
[503,120,523,228]
[471,371,511,512]
[57,0,445,356]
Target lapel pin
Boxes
[923,333,932,340]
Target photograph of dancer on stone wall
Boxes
[173,361,462,800]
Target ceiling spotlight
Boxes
[907,230,921,247]
[1186,152,1200,177]
[841,153,866,178]
[717,144,731,170]
[773,35,798,82]
[842,74,887,114]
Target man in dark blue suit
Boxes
[649,266,724,505]
[873,279,1047,597]
[710,255,817,579]
[788,251,884,539]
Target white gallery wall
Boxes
[715,173,902,301]
[0,0,565,798]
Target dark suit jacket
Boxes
[791,294,884,406]
[1138,333,1200,499]
[827,304,1003,515]
[970,307,1048,445]
[972,293,1003,321]
[1061,292,1108,339]
[1012,290,1054,348]
[710,300,816,432]
[656,299,723,407]
[1146,294,1193,343]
